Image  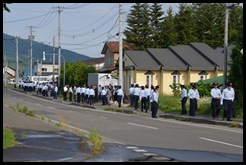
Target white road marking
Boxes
[134,149,147,152]
[143,153,157,156]
[199,137,243,149]
[48,106,55,109]
[127,122,158,129]
[126,146,138,149]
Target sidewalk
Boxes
[11,87,243,129]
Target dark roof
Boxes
[82,57,105,65]
[101,41,130,54]
[98,66,117,73]
[124,51,161,70]
[189,42,228,70]
[169,45,216,70]
[147,48,188,70]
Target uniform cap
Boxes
[213,82,218,86]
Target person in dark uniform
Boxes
[180,84,187,115]
[133,84,140,110]
[188,83,200,117]
[129,84,134,107]
[210,82,221,119]
[221,82,235,121]
[116,85,124,108]
[151,86,159,118]
[140,85,147,112]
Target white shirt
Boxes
[140,89,147,100]
[211,88,221,99]
[188,88,199,99]
[152,91,159,103]
[54,86,58,92]
[69,87,73,93]
[89,88,95,96]
[180,88,187,100]
[117,89,124,97]
[76,87,80,94]
[221,87,234,102]
[64,86,68,92]
[133,87,140,96]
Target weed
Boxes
[89,128,103,155]
[23,106,28,114]
[81,140,86,152]
[55,122,61,127]
[20,133,26,138]
[48,118,51,123]
[228,123,240,128]
[26,110,35,117]
[175,117,187,121]
[41,115,45,121]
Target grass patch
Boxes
[3,127,17,149]
[228,123,240,128]
[175,117,187,121]
[20,133,26,138]
[89,128,103,155]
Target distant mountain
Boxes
[3,33,91,71]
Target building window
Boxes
[144,71,155,87]
[42,68,47,72]
[54,68,58,72]
[171,71,181,84]
[172,75,180,84]
[198,71,208,81]
[146,75,150,86]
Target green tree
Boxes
[123,3,151,50]
[60,61,97,88]
[192,3,225,48]
[161,6,178,47]
[149,3,165,48]
[175,3,198,45]
[3,3,11,12]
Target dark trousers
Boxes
[69,92,72,101]
[223,100,233,120]
[102,95,106,105]
[134,95,139,110]
[53,91,57,99]
[211,98,220,118]
[63,91,67,101]
[77,93,80,103]
[146,96,150,110]
[81,93,84,103]
[141,97,147,112]
[130,94,134,107]
[117,95,122,108]
[89,95,94,105]
[152,101,158,118]
[85,94,88,103]
[189,98,197,116]
[181,97,187,114]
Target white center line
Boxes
[199,137,243,149]
[127,122,158,129]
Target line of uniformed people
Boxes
[129,84,159,118]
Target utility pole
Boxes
[54,6,63,88]
[4,54,7,87]
[223,3,230,89]
[53,36,55,86]
[119,3,123,89]
[29,26,34,82]
[16,36,19,87]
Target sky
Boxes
[3,3,179,58]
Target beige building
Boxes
[123,42,230,95]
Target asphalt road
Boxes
[3,87,243,162]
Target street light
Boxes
[43,51,65,88]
